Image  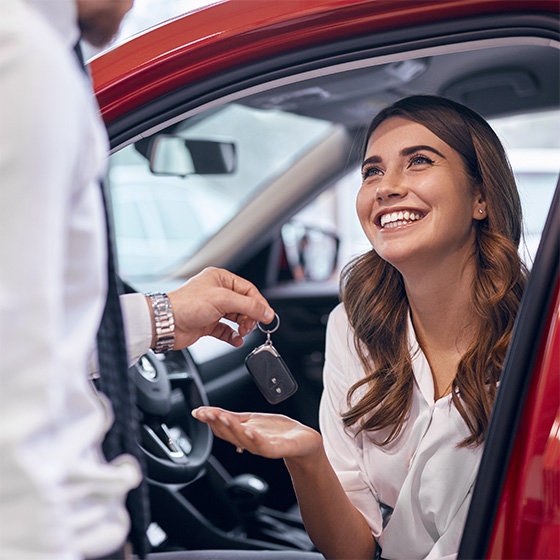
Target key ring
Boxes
[257,313,280,334]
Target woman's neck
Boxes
[403,256,478,399]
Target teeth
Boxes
[385,220,406,229]
[380,211,422,228]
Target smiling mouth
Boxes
[379,210,424,229]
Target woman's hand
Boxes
[193,406,377,559]
[192,406,322,460]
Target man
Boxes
[0,2,319,559]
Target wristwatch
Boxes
[146,292,175,353]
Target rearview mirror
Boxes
[146,135,237,177]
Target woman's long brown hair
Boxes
[340,95,527,447]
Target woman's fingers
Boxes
[192,407,290,458]
[192,406,251,425]
[217,412,263,454]
[192,407,257,450]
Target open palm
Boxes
[192,407,322,460]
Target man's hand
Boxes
[161,267,274,349]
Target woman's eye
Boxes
[362,166,382,180]
[409,154,434,167]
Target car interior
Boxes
[105,13,559,554]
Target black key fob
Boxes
[245,328,297,404]
[245,314,297,405]
[245,342,298,404]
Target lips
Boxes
[379,210,424,229]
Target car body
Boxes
[90,0,560,557]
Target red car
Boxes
[91,1,559,557]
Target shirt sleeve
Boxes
[319,304,384,538]
[88,293,152,375]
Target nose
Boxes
[375,170,407,201]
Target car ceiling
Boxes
[239,43,559,132]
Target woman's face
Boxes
[357,116,484,274]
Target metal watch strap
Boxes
[147,293,175,353]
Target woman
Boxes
[192,95,527,559]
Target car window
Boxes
[108,44,558,292]
[491,111,559,264]
[109,103,333,283]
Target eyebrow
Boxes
[362,144,446,170]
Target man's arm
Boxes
[119,267,275,368]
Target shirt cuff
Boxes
[120,292,152,366]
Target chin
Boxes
[372,241,419,266]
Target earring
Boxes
[479,209,484,214]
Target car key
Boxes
[245,314,298,404]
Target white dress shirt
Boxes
[0,2,147,558]
[319,304,483,560]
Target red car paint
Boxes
[488,281,560,559]
[91,0,558,124]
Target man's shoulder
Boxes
[2,1,81,89]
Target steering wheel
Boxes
[129,349,212,483]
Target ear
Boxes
[473,191,487,221]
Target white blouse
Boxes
[319,304,483,560]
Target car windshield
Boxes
[109,103,333,282]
